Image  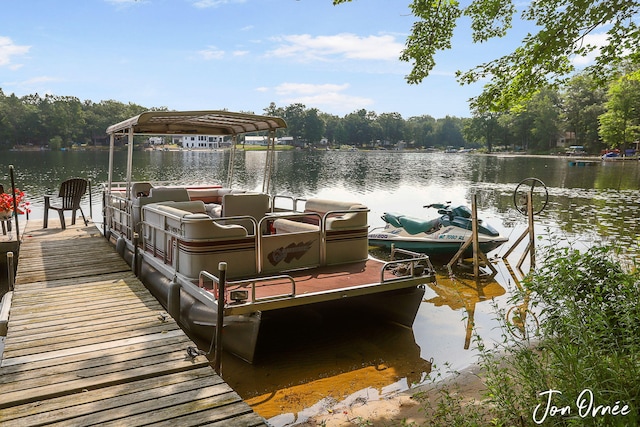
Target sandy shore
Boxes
[295,363,487,426]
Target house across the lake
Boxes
[176,135,227,149]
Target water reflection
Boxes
[221,312,432,423]
[424,273,506,349]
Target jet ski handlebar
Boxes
[423,203,472,219]
[423,202,451,216]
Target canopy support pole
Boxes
[126,127,134,198]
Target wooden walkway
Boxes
[0,219,267,426]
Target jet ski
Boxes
[368,203,508,257]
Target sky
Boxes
[0,0,600,119]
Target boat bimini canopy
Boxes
[106,110,287,136]
[106,110,287,196]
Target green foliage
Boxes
[409,244,639,426]
[562,74,606,152]
[598,70,640,149]
[526,246,639,352]
[486,245,640,426]
[0,91,148,148]
[265,102,466,148]
[401,0,462,86]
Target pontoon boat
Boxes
[103,111,435,363]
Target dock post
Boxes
[102,190,107,238]
[7,252,14,291]
[471,195,480,280]
[132,233,139,276]
[88,179,93,219]
[214,262,227,374]
[9,165,19,242]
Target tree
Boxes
[320,112,343,146]
[434,116,465,148]
[464,111,503,152]
[377,112,406,146]
[302,108,325,145]
[334,0,640,113]
[405,115,437,148]
[599,70,640,152]
[525,89,562,152]
[562,73,606,153]
[343,109,376,147]
[282,103,307,145]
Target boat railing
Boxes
[103,189,133,240]
[199,270,297,307]
[271,194,306,212]
[381,247,436,283]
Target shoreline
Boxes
[293,362,487,426]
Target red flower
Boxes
[0,189,31,215]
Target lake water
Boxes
[2,149,639,425]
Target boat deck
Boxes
[0,218,267,426]
[218,258,430,316]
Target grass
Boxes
[409,244,639,426]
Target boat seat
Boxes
[221,193,270,234]
[382,212,404,228]
[399,216,441,235]
[147,187,191,202]
[304,198,368,230]
[132,186,191,232]
[305,198,369,265]
[132,182,153,198]
[187,187,234,204]
[152,200,208,215]
[272,218,319,234]
[148,202,248,239]
[142,201,256,279]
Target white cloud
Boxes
[233,50,249,57]
[191,0,246,8]
[21,76,57,85]
[0,36,30,68]
[198,46,225,60]
[3,76,57,88]
[267,33,403,62]
[572,32,609,66]
[271,82,373,113]
[275,82,350,96]
[104,0,146,9]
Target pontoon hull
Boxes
[121,241,428,363]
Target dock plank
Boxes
[0,219,266,425]
[0,367,219,425]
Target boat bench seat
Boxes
[304,198,368,230]
[142,200,256,279]
[272,198,369,266]
[272,218,319,233]
[187,187,241,205]
[143,201,248,239]
[187,188,267,219]
[132,186,191,231]
[273,198,368,234]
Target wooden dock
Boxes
[0,218,267,426]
